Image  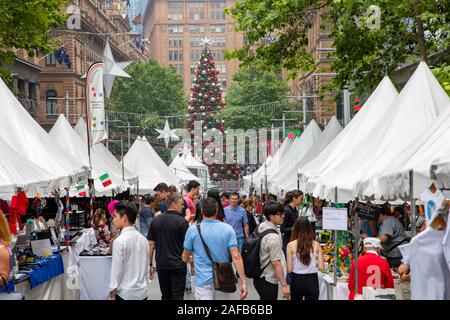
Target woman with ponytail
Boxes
[287,218,323,300]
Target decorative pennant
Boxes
[76,185,87,197]
[99,173,112,188]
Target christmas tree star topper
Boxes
[200,37,214,48]
[156,119,179,147]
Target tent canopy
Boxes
[274,116,343,194]
[169,155,202,184]
[0,137,65,198]
[310,62,449,202]
[123,136,180,195]
[0,78,88,194]
[268,120,322,194]
[298,76,399,200]
[50,115,136,196]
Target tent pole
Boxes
[353,199,359,298]
[334,187,338,287]
[409,170,417,237]
[297,172,300,190]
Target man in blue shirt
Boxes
[182,197,248,300]
[224,192,249,252]
[139,196,154,237]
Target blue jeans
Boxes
[237,237,245,253]
[185,264,191,290]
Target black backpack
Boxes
[241,228,278,279]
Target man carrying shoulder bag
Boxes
[182,197,248,300]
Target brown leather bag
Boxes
[196,224,237,293]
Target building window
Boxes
[191,50,203,61]
[217,64,227,74]
[212,37,226,46]
[169,38,184,47]
[169,64,184,75]
[210,1,226,9]
[168,13,183,20]
[211,24,226,33]
[169,50,184,61]
[168,1,183,9]
[189,24,205,33]
[45,53,56,66]
[211,50,224,60]
[168,25,184,33]
[190,37,203,47]
[189,12,205,20]
[210,11,225,20]
[46,90,58,115]
[189,1,205,8]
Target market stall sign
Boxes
[355,202,383,221]
[323,207,348,231]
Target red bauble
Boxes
[208,106,212,109]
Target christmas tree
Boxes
[186,40,240,182]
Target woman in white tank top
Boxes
[287,218,324,301]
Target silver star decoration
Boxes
[156,119,179,147]
[103,41,132,98]
[200,37,215,49]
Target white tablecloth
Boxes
[318,272,350,300]
[78,255,112,300]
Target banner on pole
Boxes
[86,62,107,146]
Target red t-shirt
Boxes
[184,194,196,217]
[348,252,394,300]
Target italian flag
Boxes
[77,185,87,197]
[99,173,112,187]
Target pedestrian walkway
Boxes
[147,273,284,300]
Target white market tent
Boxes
[266,138,292,180]
[0,137,65,199]
[0,78,88,196]
[273,116,343,194]
[298,76,399,200]
[169,155,202,184]
[242,155,273,193]
[308,62,449,202]
[50,115,135,196]
[268,120,322,194]
[123,136,180,195]
[74,118,138,194]
[354,86,450,200]
[179,152,210,187]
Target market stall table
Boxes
[14,250,78,300]
[78,255,112,300]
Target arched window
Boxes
[46,90,57,115]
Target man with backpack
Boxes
[243,201,290,300]
[182,197,248,300]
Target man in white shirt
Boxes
[109,202,149,300]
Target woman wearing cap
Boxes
[347,237,394,300]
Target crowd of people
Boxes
[1,179,439,301]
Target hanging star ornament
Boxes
[156,119,179,147]
[103,41,132,98]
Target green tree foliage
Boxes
[226,0,450,93]
[109,59,186,135]
[432,64,450,96]
[216,65,295,130]
[0,0,66,80]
